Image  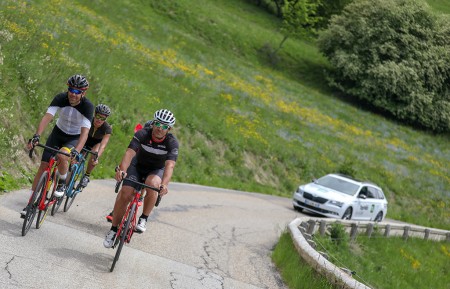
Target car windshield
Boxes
[315,175,359,196]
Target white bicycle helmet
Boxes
[153,109,176,127]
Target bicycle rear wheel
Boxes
[110,203,136,272]
[21,174,46,236]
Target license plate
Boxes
[305,199,320,208]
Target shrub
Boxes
[317,0,450,132]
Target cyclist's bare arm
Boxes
[74,126,90,153]
[96,133,111,160]
[27,113,53,150]
[160,159,176,196]
[115,148,136,181]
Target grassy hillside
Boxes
[0,0,448,230]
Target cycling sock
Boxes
[139,214,148,221]
[111,226,118,232]
[58,172,67,183]
[85,172,91,177]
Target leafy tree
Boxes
[276,0,320,53]
[314,0,353,29]
[317,0,450,132]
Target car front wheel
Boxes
[342,207,352,220]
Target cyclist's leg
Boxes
[54,135,78,196]
[142,169,164,216]
[81,143,99,187]
[135,168,163,232]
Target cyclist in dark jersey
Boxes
[22,74,94,217]
[105,119,152,222]
[103,109,179,248]
[79,104,113,187]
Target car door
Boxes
[355,186,372,220]
[364,187,381,220]
[353,187,370,220]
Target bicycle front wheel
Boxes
[33,173,49,230]
[64,165,83,212]
[110,203,136,272]
[21,174,46,236]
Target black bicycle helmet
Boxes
[95,104,111,116]
[144,119,153,129]
[67,74,89,90]
[154,109,176,127]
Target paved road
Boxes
[0,180,302,289]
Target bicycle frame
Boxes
[62,148,98,212]
[110,177,161,272]
[22,144,70,236]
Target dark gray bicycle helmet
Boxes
[95,104,111,116]
[154,109,176,127]
[67,74,89,90]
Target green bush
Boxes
[317,0,450,132]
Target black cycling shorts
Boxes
[123,157,164,191]
[42,126,79,162]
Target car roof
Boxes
[329,173,382,189]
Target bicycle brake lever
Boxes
[155,194,162,207]
[28,148,35,159]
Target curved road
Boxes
[0,180,304,289]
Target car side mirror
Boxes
[358,194,367,199]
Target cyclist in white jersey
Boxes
[21,74,94,217]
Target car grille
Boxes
[303,192,328,204]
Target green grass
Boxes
[313,232,450,289]
[272,232,336,289]
[0,0,449,230]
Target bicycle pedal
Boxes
[133,229,143,234]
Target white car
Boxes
[292,173,388,221]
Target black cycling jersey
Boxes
[47,92,94,135]
[128,128,179,170]
[84,120,112,148]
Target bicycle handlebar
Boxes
[81,147,99,161]
[28,143,71,159]
[114,175,162,207]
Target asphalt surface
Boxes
[0,180,302,289]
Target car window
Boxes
[376,188,385,199]
[367,187,378,199]
[316,176,360,195]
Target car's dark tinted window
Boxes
[316,175,360,196]
[367,187,378,199]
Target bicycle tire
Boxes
[34,173,49,229]
[64,183,80,212]
[110,203,136,272]
[49,170,62,216]
[64,162,84,212]
[36,197,49,229]
[21,174,45,236]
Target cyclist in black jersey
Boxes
[104,109,179,248]
[79,104,113,187]
[105,119,152,222]
[22,74,94,217]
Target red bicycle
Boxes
[21,144,70,236]
[110,177,161,272]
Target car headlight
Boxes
[328,200,344,207]
[295,187,304,196]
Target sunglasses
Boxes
[154,121,170,130]
[68,87,84,94]
[95,114,107,121]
